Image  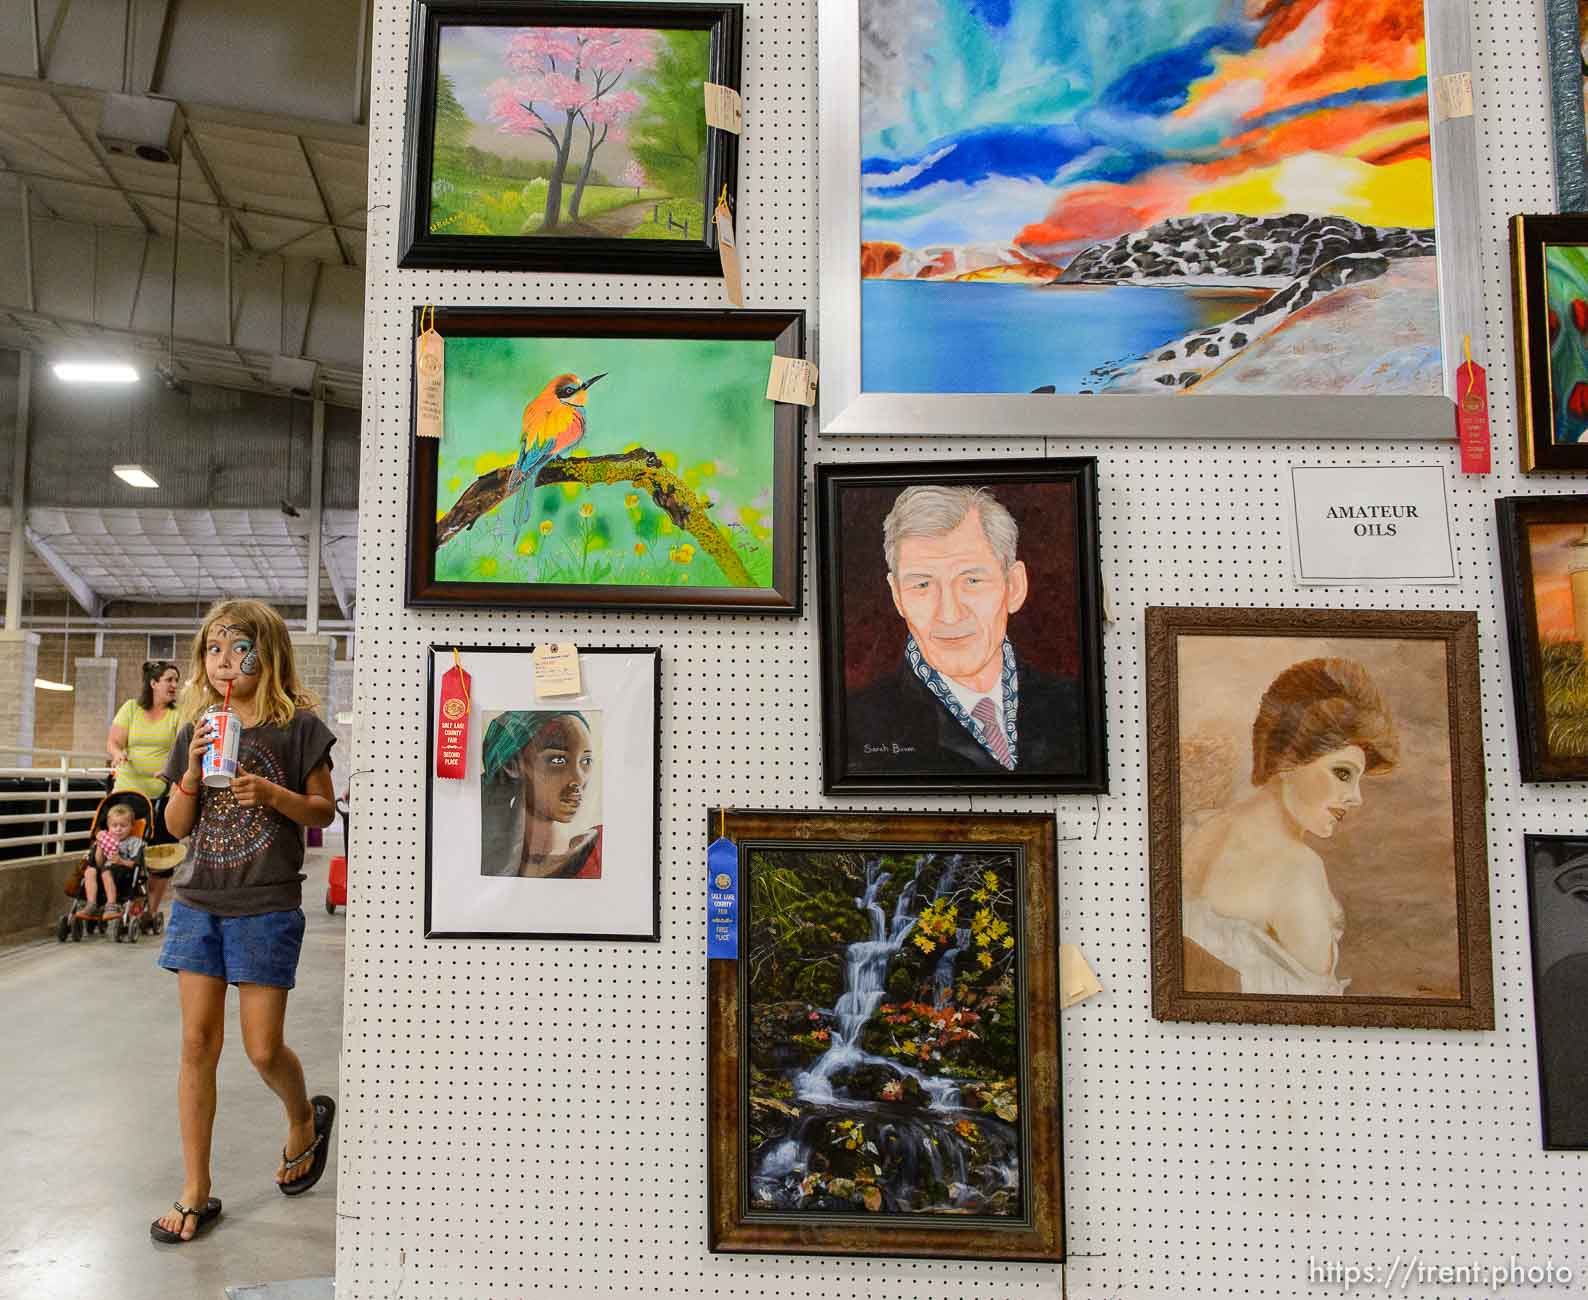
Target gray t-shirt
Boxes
[163,710,336,916]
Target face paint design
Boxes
[238,645,259,676]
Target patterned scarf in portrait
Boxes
[903,636,1020,770]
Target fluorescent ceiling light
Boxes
[52,361,138,384]
[113,464,159,489]
[34,678,74,692]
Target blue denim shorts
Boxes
[157,900,306,989]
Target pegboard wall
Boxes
[338,0,1588,1295]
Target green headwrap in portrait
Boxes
[482,711,589,781]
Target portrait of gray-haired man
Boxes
[844,483,1084,777]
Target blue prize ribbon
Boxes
[706,836,738,959]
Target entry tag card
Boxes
[703,83,743,133]
[1288,464,1458,586]
[767,356,817,406]
[715,197,743,307]
[707,831,738,959]
[532,643,583,698]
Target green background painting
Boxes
[436,335,776,589]
[1545,242,1588,444]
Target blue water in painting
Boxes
[860,279,1264,394]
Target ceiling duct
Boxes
[95,94,185,164]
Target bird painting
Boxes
[510,371,607,534]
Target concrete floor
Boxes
[0,848,345,1300]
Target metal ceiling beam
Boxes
[27,0,42,79]
[39,0,72,80]
[323,551,352,619]
[181,128,252,253]
[296,138,351,267]
[305,399,324,634]
[25,523,103,617]
[6,353,32,631]
[145,0,177,94]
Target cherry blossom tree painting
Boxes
[401,4,740,273]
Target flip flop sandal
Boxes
[149,1197,222,1245]
[279,1094,336,1197]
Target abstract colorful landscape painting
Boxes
[859,0,1443,396]
[433,333,776,592]
[746,846,1023,1218]
[430,24,711,241]
[1546,244,1588,444]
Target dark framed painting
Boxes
[423,644,660,940]
[1510,214,1588,471]
[1497,496,1588,781]
[815,458,1106,794]
[1146,607,1493,1030]
[1546,0,1588,211]
[399,0,741,274]
[706,809,1063,1262]
[1523,834,1588,1149]
[406,306,803,614]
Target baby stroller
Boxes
[56,791,161,944]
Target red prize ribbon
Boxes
[1456,340,1490,475]
[435,660,471,780]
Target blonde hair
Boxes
[178,599,317,728]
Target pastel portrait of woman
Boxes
[1181,658,1399,996]
[479,710,603,880]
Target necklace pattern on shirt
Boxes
[190,737,286,873]
[903,636,1019,770]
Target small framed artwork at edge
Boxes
[398,0,741,275]
[1522,834,1588,1150]
[1511,214,1588,471]
[423,645,661,941]
[814,458,1106,794]
[406,307,804,614]
[1545,0,1588,211]
[1145,607,1493,1030]
[706,808,1063,1262]
[1497,495,1588,781]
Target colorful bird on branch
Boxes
[510,371,607,534]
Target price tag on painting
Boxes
[703,83,742,134]
[767,356,817,406]
[533,643,582,698]
[1432,71,1473,122]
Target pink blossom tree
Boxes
[621,160,648,196]
[486,26,658,232]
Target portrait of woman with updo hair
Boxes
[1180,657,1400,996]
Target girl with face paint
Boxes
[1179,658,1399,998]
[150,600,341,1245]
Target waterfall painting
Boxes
[708,810,1064,1262]
[398,1,741,275]
[1498,496,1588,782]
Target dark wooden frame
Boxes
[1522,833,1588,1150]
[398,0,741,274]
[706,809,1063,1261]
[422,644,662,941]
[1511,214,1588,471]
[1145,606,1494,1029]
[814,458,1107,795]
[406,306,804,614]
[1497,495,1588,781]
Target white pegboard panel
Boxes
[339,0,1588,1295]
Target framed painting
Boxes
[398,0,741,274]
[423,645,660,940]
[1523,834,1588,1149]
[815,459,1106,794]
[1497,496,1588,780]
[1145,607,1493,1029]
[1511,215,1588,471]
[1546,0,1588,211]
[406,307,803,613]
[707,809,1063,1261]
[818,0,1483,438]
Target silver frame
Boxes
[1546,0,1588,211]
[817,0,1483,439]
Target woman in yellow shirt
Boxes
[106,660,181,918]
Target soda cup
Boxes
[202,707,240,787]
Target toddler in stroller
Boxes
[57,792,162,944]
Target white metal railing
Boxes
[0,752,114,863]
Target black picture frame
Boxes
[399,0,741,275]
[1523,833,1588,1149]
[814,458,1107,795]
[406,306,804,614]
[423,644,661,941]
[1497,495,1588,782]
[1510,214,1588,471]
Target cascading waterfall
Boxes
[932,927,973,1009]
[751,853,1020,1215]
